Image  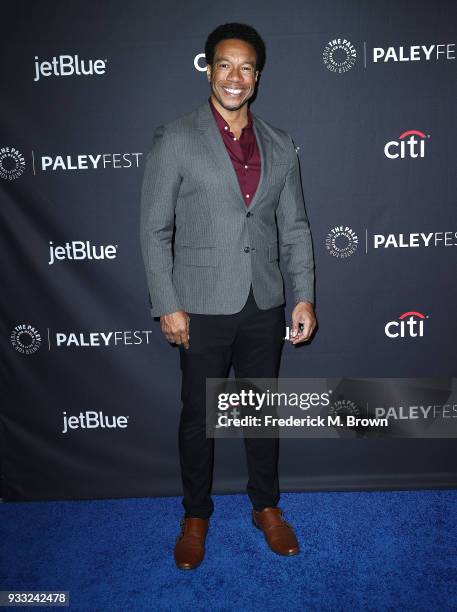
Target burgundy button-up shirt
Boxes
[208,96,261,207]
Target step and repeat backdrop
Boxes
[1,1,456,501]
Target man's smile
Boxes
[221,86,244,97]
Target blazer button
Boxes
[246,211,251,217]
[244,246,250,253]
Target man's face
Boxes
[207,38,259,112]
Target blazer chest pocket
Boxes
[174,245,218,267]
[268,161,289,187]
[268,242,279,262]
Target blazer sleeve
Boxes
[139,124,183,317]
[276,133,315,306]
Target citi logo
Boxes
[384,311,428,339]
[34,54,107,82]
[384,130,429,159]
[194,53,207,71]
[49,240,118,265]
[62,411,129,434]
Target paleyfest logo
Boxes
[0,148,143,180]
[325,226,359,258]
[323,38,357,73]
[0,146,26,180]
[40,152,142,171]
[384,130,429,159]
[373,231,457,249]
[10,323,42,354]
[372,43,455,63]
[384,311,428,339]
[11,324,156,354]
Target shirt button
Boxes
[233,137,236,140]
[246,194,250,198]
[244,165,248,169]
[224,126,228,130]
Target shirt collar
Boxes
[208,96,253,133]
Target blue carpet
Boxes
[2,490,457,611]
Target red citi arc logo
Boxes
[384,130,429,159]
[385,311,427,338]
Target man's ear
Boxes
[206,66,211,82]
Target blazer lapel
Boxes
[196,100,272,213]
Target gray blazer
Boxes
[140,99,314,317]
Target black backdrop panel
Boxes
[1,1,456,501]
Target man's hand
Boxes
[160,310,190,349]
[290,301,316,345]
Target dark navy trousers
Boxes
[178,284,286,519]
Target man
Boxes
[140,22,316,570]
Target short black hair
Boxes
[205,22,266,73]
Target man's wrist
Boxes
[295,298,314,307]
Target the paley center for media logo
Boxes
[10,323,42,354]
[325,226,359,258]
[34,54,108,82]
[0,146,26,180]
[323,38,357,73]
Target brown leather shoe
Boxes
[252,507,300,556]
[174,517,209,570]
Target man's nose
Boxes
[227,68,243,81]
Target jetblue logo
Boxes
[49,241,118,265]
[34,54,107,82]
[62,411,129,434]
